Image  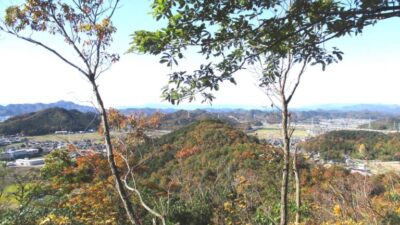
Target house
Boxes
[15,158,45,166]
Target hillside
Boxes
[0,108,100,136]
[135,119,283,224]
[2,120,399,224]
[133,120,400,224]
[158,109,244,129]
[300,130,400,161]
[0,101,95,117]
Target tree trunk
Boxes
[91,80,141,225]
[280,101,290,225]
[293,147,301,225]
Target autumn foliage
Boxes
[1,120,400,224]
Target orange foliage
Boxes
[108,108,127,130]
[67,144,77,151]
[63,181,119,225]
[240,150,255,159]
[175,146,200,159]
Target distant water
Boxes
[0,116,9,122]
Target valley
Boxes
[0,104,399,224]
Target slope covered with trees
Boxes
[0,108,100,136]
[134,119,283,224]
[300,130,400,161]
[1,120,400,224]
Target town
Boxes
[0,132,105,167]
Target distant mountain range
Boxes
[2,101,400,120]
[121,103,400,115]
[2,101,400,135]
[0,101,96,117]
[297,104,400,114]
[0,108,100,136]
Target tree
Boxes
[131,1,343,224]
[0,1,140,224]
[131,0,399,104]
[254,41,340,224]
[106,109,166,225]
[0,167,46,225]
[40,149,133,225]
[292,146,301,224]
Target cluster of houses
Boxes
[54,129,96,135]
[265,137,305,149]
[259,133,374,176]
[305,152,372,176]
[0,135,23,146]
[344,155,372,176]
[0,148,42,161]
[1,137,106,167]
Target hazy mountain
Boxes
[2,101,400,125]
[119,107,177,116]
[0,108,100,136]
[297,104,400,114]
[0,101,96,117]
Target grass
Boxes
[249,127,309,139]
[26,132,101,142]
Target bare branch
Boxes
[47,7,93,74]
[286,57,308,104]
[118,149,166,225]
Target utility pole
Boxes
[368,118,371,130]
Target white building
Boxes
[15,158,45,166]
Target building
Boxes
[15,158,45,166]
[2,148,41,160]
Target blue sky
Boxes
[0,0,399,108]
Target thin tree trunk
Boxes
[91,80,141,225]
[293,147,301,224]
[280,101,290,225]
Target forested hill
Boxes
[133,120,400,224]
[2,120,399,224]
[142,119,266,173]
[136,119,283,224]
[159,109,242,129]
[0,108,100,136]
[300,130,400,161]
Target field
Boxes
[26,132,102,142]
[365,160,400,174]
[249,127,309,139]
